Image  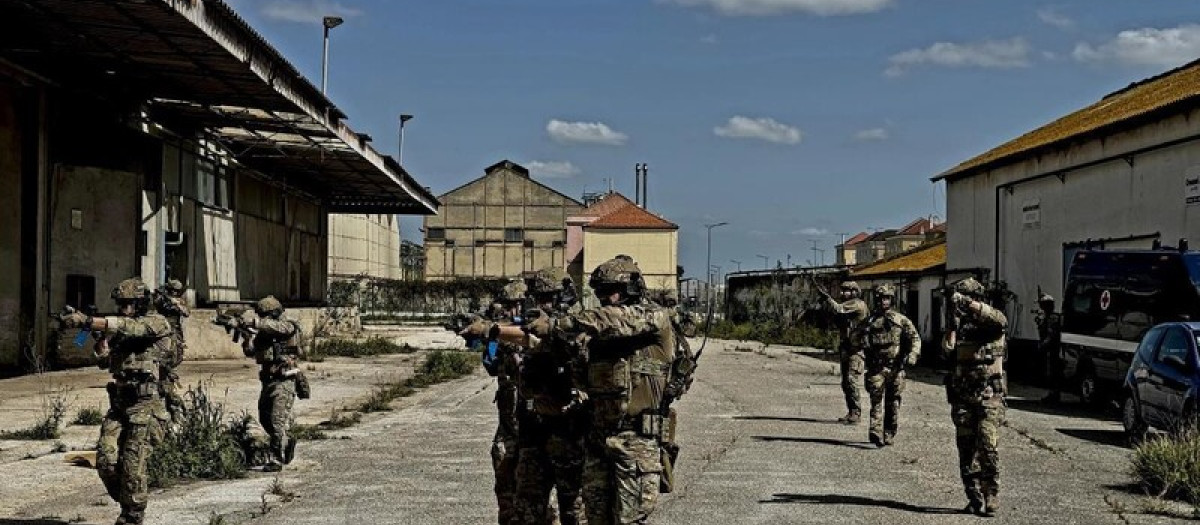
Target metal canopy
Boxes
[0,0,438,214]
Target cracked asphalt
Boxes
[1,334,1191,524]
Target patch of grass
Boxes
[708,320,837,350]
[290,424,329,441]
[1130,424,1200,511]
[309,337,417,360]
[325,410,362,429]
[72,406,104,426]
[356,350,477,413]
[147,385,246,488]
[0,392,68,440]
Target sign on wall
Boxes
[1022,198,1041,228]
[1186,167,1200,206]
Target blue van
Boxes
[1122,322,1200,440]
[1062,248,1200,405]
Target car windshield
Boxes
[1184,253,1200,288]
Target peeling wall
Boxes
[0,81,23,367]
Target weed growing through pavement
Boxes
[72,406,104,426]
[0,390,69,440]
[147,384,246,488]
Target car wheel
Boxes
[1122,394,1148,446]
[1078,364,1101,406]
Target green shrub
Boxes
[72,406,104,426]
[355,350,477,413]
[148,385,246,488]
[309,337,416,359]
[1,393,68,440]
[291,424,329,441]
[1131,425,1200,505]
[707,320,837,349]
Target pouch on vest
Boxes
[481,340,501,376]
[588,359,631,397]
[295,372,312,400]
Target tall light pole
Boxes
[704,221,728,312]
[321,16,344,95]
[730,259,742,272]
[756,254,769,269]
[398,114,414,165]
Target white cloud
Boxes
[1037,7,1074,30]
[1073,24,1200,68]
[526,160,582,179]
[261,0,362,24]
[853,127,889,141]
[662,0,892,17]
[792,227,829,236]
[713,116,803,145]
[546,119,629,146]
[885,37,1032,77]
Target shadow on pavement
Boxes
[0,520,75,525]
[759,493,964,514]
[1006,397,1114,419]
[1056,427,1129,448]
[752,435,877,450]
[735,415,842,425]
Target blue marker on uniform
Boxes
[73,327,91,348]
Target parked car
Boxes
[1062,246,1200,405]
[1122,322,1200,442]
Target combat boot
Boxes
[868,433,885,448]
[284,439,297,464]
[982,489,999,517]
[882,432,895,446]
[838,410,861,425]
[963,489,983,516]
[263,461,283,473]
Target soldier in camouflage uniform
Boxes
[228,296,303,472]
[60,278,174,525]
[822,281,869,424]
[468,258,675,525]
[943,277,1008,516]
[1035,293,1065,404]
[491,281,528,525]
[861,284,920,447]
[153,279,189,419]
[513,268,588,525]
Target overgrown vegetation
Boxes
[357,350,477,413]
[148,385,245,488]
[329,276,510,319]
[309,337,417,360]
[1130,425,1200,513]
[72,406,104,426]
[0,391,68,440]
[707,320,837,350]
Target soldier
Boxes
[490,280,528,525]
[59,278,173,525]
[513,268,587,525]
[861,284,920,447]
[467,257,675,525]
[153,279,189,419]
[1036,293,1064,404]
[228,296,303,472]
[821,281,869,424]
[943,277,1008,516]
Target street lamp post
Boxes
[704,221,729,313]
[730,259,742,272]
[321,16,344,95]
[398,114,414,165]
[756,254,769,269]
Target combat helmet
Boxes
[840,281,862,295]
[589,257,645,298]
[255,295,284,318]
[874,283,897,297]
[950,277,987,298]
[165,279,185,295]
[112,278,151,314]
[1038,292,1055,305]
[499,281,527,303]
[527,267,567,295]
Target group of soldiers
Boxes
[822,277,1010,517]
[457,256,696,525]
[57,277,305,525]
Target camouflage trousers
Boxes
[97,382,168,524]
[258,377,295,467]
[951,402,1004,500]
[515,410,587,525]
[583,430,662,525]
[865,367,906,440]
[492,421,520,525]
[158,367,185,421]
[840,350,864,416]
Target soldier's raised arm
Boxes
[901,314,922,364]
[250,316,300,337]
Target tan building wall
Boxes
[329,214,401,280]
[884,236,924,257]
[836,245,857,266]
[582,229,679,293]
[424,161,583,280]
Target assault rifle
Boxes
[213,306,255,355]
[50,304,100,348]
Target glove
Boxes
[951,291,973,312]
[905,352,919,366]
[459,319,495,341]
[61,312,91,329]
[526,315,553,338]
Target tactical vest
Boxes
[252,320,301,365]
[950,320,1007,404]
[863,311,903,361]
[837,299,868,352]
[107,317,169,379]
[584,306,674,432]
[517,309,577,416]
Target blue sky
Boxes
[226,0,1200,278]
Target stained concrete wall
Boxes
[329,214,401,280]
[0,81,23,367]
[425,165,583,280]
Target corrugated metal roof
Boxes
[935,58,1200,182]
[851,241,946,277]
